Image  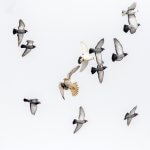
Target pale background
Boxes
[0,0,149,149]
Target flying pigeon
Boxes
[89,38,105,54]
[124,106,138,126]
[13,19,28,46]
[59,65,80,100]
[23,98,41,115]
[122,2,140,34]
[78,42,94,72]
[21,40,36,57]
[112,38,128,62]
[73,106,88,134]
[91,51,107,83]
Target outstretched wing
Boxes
[127,118,132,126]
[128,2,136,11]
[114,38,124,55]
[98,71,104,83]
[74,123,83,134]
[18,19,25,30]
[95,38,104,49]
[79,106,85,120]
[30,103,37,115]
[130,106,137,115]
[67,65,80,80]
[17,34,24,46]
[59,83,65,100]
[80,41,89,54]
[80,60,89,72]
[22,49,31,57]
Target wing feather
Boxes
[114,38,124,55]
[67,65,80,79]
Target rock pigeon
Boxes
[59,65,80,100]
[21,40,36,57]
[124,106,138,126]
[13,19,28,46]
[23,98,41,115]
[73,106,88,134]
[78,41,94,72]
[122,2,140,34]
[91,51,107,83]
[112,38,128,62]
[89,38,105,54]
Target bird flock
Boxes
[13,2,139,134]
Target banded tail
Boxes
[69,82,79,96]
[112,53,117,62]
[91,67,97,74]
[21,44,26,48]
[13,29,18,34]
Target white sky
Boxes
[0,0,150,149]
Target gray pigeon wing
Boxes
[17,34,24,46]
[130,106,137,115]
[74,123,83,134]
[59,83,65,100]
[67,65,80,80]
[80,60,89,72]
[22,49,31,57]
[79,106,85,120]
[127,118,132,126]
[114,38,124,55]
[98,71,104,83]
[128,2,136,11]
[95,52,103,66]
[30,103,37,115]
[27,40,34,46]
[95,38,104,49]
[18,19,25,30]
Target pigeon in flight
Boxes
[122,2,140,34]
[124,106,138,126]
[13,19,28,46]
[112,38,128,62]
[23,98,41,115]
[89,38,105,54]
[91,51,107,83]
[73,106,88,134]
[21,40,36,57]
[78,42,94,72]
[59,65,80,100]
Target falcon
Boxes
[13,19,28,46]
[73,106,88,134]
[124,106,138,126]
[78,41,94,72]
[122,2,140,34]
[112,38,128,62]
[23,98,41,115]
[59,65,80,100]
[21,40,36,57]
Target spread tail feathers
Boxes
[13,29,17,34]
[112,53,117,62]
[21,44,26,48]
[69,82,79,96]
[89,48,95,54]
[91,67,97,74]
[73,119,77,124]
[123,25,130,33]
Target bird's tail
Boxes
[112,53,117,62]
[124,113,129,120]
[91,67,97,74]
[78,56,82,64]
[122,10,127,16]
[13,29,17,34]
[23,98,30,102]
[21,44,26,48]
[73,119,77,124]
[123,25,130,33]
[69,82,79,96]
[89,48,95,54]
